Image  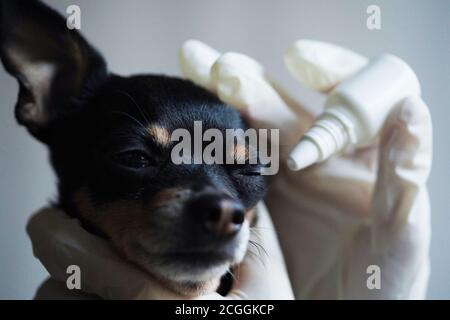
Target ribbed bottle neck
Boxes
[302,112,350,160]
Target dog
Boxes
[0,0,268,296]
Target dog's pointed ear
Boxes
[0,0,107,140]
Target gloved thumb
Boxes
[370,96,432,231]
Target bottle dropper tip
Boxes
[287,139,321,171]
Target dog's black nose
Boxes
[205,199,245,237]
[186,195,245,238]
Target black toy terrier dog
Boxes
[0,0,268,296]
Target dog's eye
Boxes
[238,169,261,176]
[234,165,262,176]
[113,150,152,169]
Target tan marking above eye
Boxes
[233,144,249,162]
[147,125,170,146]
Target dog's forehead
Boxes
[97,74,244,132]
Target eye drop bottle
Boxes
[287,54,421,171]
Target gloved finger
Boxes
[26,208,184,300]
[284,39,368,94]
[179,40,312,158]
[211,52,312,157]
[370,96,432,231]
[179,39,220,92]
[226,202,295,300]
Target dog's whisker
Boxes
[111,110,148,132]
[249,229,264,243]
[227,269,237,283]
[116,90,151,126]
[249,239,268,258]
[250,226,275,231]
[249,228,262,236]
[246,245,266,268]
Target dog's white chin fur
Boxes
[135,221,250,286]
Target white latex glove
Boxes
[27,202,294,300]
[179,39,432,299]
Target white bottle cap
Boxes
[287,138,320,171]
[287,113,350,171]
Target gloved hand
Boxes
[179,39,432,299]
